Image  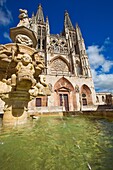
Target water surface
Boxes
[0,116,113,170]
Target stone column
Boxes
[3,91,30,126]
[75,85,82,111]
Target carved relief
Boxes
[49,37,68,54]
[0,44,12,60]
[15,34,33,47]
[50,59,69,73]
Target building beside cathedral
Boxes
[0,4,112,114]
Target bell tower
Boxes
[31,4,46,52]
[75,24,92,77]
[63,11,76,75]
[63,11,92,78]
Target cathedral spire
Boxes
[64,11,74,30]
[31,12,35,24]
[76,23,82,41]
[46,16,50,34]
[36,4,45,23]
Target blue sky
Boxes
[0,0,113,92]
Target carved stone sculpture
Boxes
[15,34,33,47]
[29,75,51,97]
[0,43,47,126]
[16,54,35,87]
[17,9,30,28]
[75,85,79,93]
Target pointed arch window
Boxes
[82,93,87,106]
[38,26,41,36]
[75,45,79,54]
[42,27,46,36]
[42,39,45,50]
[85,68,88,76]
[76,60,82,75]
[38,39,40,49]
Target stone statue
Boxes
[29,75,51,97]
[36,75,47,94]
[16,53,36,85]
[29,75,47,96]
[75,85,79,93]
[17,9,30,28]
[32,52,44,75]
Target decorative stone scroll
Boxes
[15,34,33,47]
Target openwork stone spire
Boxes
[64,11,74,30]
[76,23,82,40]
[36,4,45,23]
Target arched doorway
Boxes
[81,84,93,106]
[54,77,75,111]
[59,87,69,111]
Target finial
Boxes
[32,12,34,17]
[65,10,68,15]
[38,3,42,8]
[76,23,79,27]
[46,16,48,22]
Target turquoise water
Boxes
[0,116,113,170]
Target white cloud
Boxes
[102,60,113,72]
[0,0,13,26]
[0,9,12,25]
[94,72,113,93]
[3,32,11,41]
[90,68,113,92]
[87,45,105,69]
[0,0,6,6]
[87,45,113,73]
[104,37,111,45]
[87,39,113,92]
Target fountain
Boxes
[0,9,50,126]
[0,43,46,125]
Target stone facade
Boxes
[27,4,97,111]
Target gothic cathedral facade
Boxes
[28,4,97,111]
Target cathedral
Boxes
[0,4,112,115]
[28,4,97,112]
